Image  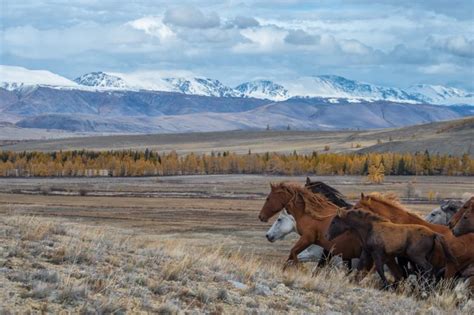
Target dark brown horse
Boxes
[354,193,474,279]
[451,197,474,236]
[258,182,362,269]
[326,208,455,288]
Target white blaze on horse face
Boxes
[265,210,296,242]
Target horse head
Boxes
[448,196,474,229]
[425,199,462,225]
[258,182,296,222]
[325,208,349,241]
[265,209,296,242]
[451,197,474,236]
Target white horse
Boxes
[265,209,324,262]
[425,199,465,225]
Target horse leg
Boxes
[396,256,410,278]
[345,259,352,271]
[317,249,332,267]
[386,257,404,285]
[372,251,390,289]
[355,250,372,282]
[284,235,313,270]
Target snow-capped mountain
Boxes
[406,84,474,106]
[284,75,417,103]
[235,80,289,101]
[2,65,474,105]
[164,77,243,98]
[0,65,78,91]
[74,72,129,89]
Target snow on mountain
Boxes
[406,84,474,106]
[0,65,78,90]
[74,72,129,89]
[164,77,243,97]
[2,65,473,106]
[284,75,418,103]
[235,80,289,101]
[73,71,243,97]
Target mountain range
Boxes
[0,65,473,136]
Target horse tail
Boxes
[434,234,457,265]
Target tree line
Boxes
[0,149,471,177]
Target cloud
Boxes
[428,35,474,58]
[418,63,463,74]
[163,6,220,29]
[127,16,176,41]
[284,30,320,45]
[1,0,473,90]
[230,16,260,28]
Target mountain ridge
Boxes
[1,65,473,105]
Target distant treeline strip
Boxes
[0,149,472,177]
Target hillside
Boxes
[1,215,471,313]
[2,117,472,156]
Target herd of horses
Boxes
[258,177,474,290]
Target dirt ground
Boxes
[0,175,472,263]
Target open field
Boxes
[1,117,473,156]
[0,174,473,312]
[0,175,472,259]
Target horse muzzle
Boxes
[266,233,275,242]
[259,214,268,222]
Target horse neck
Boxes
[366,199,450,235]
[345,215,373,245]
[284,194,306,222]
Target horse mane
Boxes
[348,209,389,223]
[362,192,423,221]
[305,179,352,209]
[277,182,339,220]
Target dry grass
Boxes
[0,215,472,313]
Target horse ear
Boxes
[270,182,276,191]
[306,177,311,185]
[360,192,365,199]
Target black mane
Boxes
[305,177,352,209]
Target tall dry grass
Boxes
[0,215,472,313]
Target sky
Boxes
[1,0,473,89]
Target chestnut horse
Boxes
[354,193,474,279]
[451,197,474,236]
[326,208,455,288]
[258,182,362,269]
[449,197,474,231]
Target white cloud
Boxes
[163,6,220,29]
[233,26,287,53]
[428,35,474,58]
[127,16,176,41]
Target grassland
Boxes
[1,117,473,156]
[0,174,473,313]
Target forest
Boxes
[0,149,472,177]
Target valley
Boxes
[2,117,473,157]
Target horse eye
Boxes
[277,218,281,222]
[266,197,269,201]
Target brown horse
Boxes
[354,193,474,279]
[449,197,474,231]
[258,182,362,269]
[451,197,474,236]
[326,208,455,288]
